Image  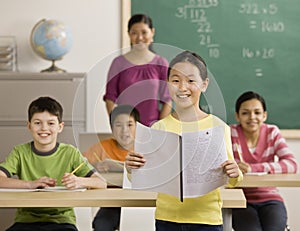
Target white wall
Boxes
[0,0,121,73]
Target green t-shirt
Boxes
[0,142,95,225]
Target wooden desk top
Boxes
[238,173,300,187]
[0,188,245,208]
[220,188,246,208]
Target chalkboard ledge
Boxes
[280,130,300,139]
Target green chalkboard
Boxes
[132,0,300,129]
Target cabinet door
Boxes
[0,208,16,231]
[0,77,85,122]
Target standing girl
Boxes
[126,50,242,231]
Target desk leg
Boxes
[222,208,232,231]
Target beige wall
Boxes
[0,0,121,73]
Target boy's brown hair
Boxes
[28,96,63,123]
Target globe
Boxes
[30,19,72,72]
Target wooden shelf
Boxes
[0,72,86,80]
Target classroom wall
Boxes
[0,0,120,72]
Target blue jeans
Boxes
[92,207,121,231]
[232,200,287,231]
[156,220,223,231]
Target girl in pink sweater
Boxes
[230,91,298,231]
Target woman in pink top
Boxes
[103,14,172,127]
[230,91,298,231]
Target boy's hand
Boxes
[125,151,146,172]
[61,173,82,189]
[32,176,57,189]
[221,159,240,178]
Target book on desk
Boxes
[0,186,87,192]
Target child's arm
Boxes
[61,172,107,189]
[0,170,56,189]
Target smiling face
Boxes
[168,62,208,111]
[235,98,267,134]
[112,114,136,151]
[128,22,155,50]
[27,111,64,152]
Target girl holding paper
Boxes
[126,50,242,231]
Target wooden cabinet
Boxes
[0,72,86,230]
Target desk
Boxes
[238,173,300,187]
[0,188,245,231]
[0,189,156,208]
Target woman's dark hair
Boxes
[168,50,208,81]
[109,104,140,128]
[235,91,267,113]
[127,14,153,31]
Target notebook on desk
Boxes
[0,186,87,192]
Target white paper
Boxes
[245,172,268,176]
[0,188,37,192]
[39,186,87,192]
[182,126,228,198]
[132,123,228,199]
[0,186,87,192]
[132,124,181,197]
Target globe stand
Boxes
[41,60,66,73]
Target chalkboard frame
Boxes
[121,0,300,137]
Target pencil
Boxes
[235,144,244,162]
[93,152,101,162]
[71,162,85,174]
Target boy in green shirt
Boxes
[0,96,107,231]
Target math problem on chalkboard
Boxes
[132,0,300,128]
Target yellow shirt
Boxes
[151,114,243,225]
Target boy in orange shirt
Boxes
[83,104,139,231]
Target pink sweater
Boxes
[103,55,171,127]
[230,124,298,203]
